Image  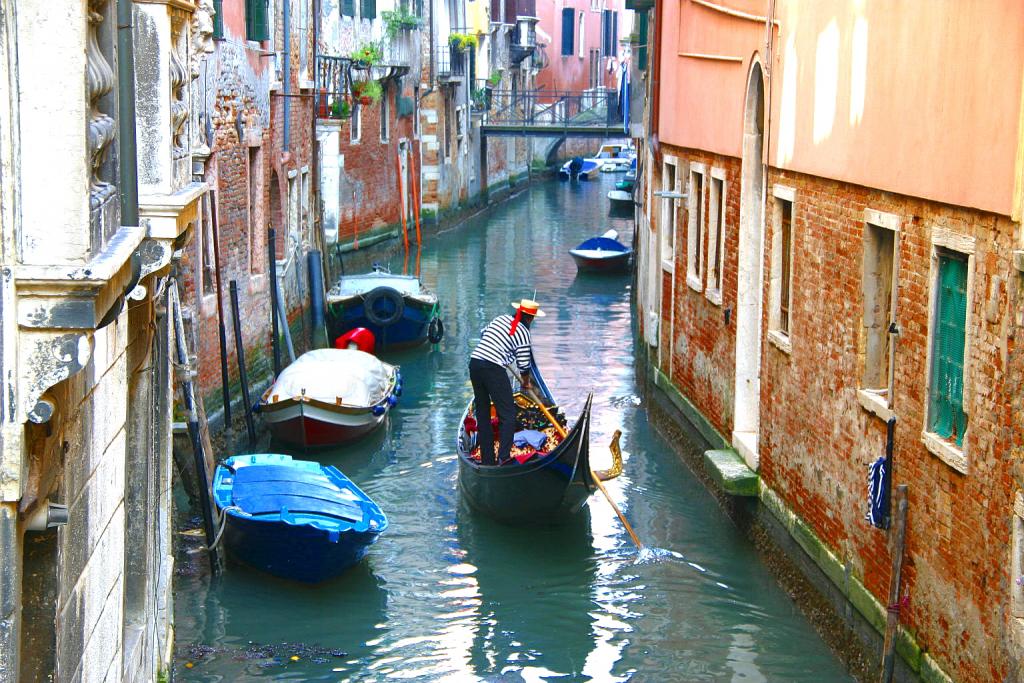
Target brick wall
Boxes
[755,168,1019,682]
[649,139,1022,680]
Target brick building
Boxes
[634,1,1024,681]
[187,0,318,416]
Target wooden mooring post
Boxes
[229,280,258,449]
[880,484,909,683]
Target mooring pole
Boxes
[209,190,232,425]
[268,227,282,376]
[229,280,257,448]
[880,484,909,683]
[169,280,221,572]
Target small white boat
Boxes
[259,349,401,448]
[607,189,632,204]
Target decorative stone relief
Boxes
[86,0,116,210]
[170,14,189,160]
[190,0,215,156]
[22,333,94,424]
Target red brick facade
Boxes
[644,139,1024,680]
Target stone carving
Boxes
[190,0,215,155]
[170,13,189,160]
[86,0,116,209]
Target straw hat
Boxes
[510,298,546,317]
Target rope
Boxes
[209,505,246,551]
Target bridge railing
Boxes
[479,87,623,129]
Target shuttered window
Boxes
[601,10,611,56]
[561,8,574,56]
[360,0,377,20]
[246,0,270,41]
[637,10,648,69]
[213,0,224,39]
[342,0,356,17]
[928,252,968,446]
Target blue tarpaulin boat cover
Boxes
[231,464,364,523]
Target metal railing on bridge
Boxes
[476,86,625,137]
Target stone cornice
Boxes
[139,181,208,240]
[134,0,197,12]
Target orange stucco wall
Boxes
[657,0,1024,216]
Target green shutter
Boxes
[928,254,968,446]
[342,0,355,16]
[213,0,224,39]
[360,0,376,20]
[247,0,270,41]
[638,10,648,70]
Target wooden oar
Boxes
[523,388,644,550]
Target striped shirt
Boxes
[470,315,532,372]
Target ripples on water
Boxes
[173,175,852,681]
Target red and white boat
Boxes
[258,349,401,448]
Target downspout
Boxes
[117,0,140,225]
[284,0,292,150]
[649,0,663,146]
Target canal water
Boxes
[173,174,852,681]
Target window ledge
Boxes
[270,80,283,92]
[705,287,722,306]
[922,431,967,474]
[661,259,674,273]
[299,78,315,91]
[857,389,894,422]
[686,273,703,293]
[767,329,791,354]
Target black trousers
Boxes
[469,358,516,465]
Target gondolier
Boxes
[469,298,546,465]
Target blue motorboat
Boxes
[559,143,635,180]
[326,266,442,350]
[213,454,388,583]
[558,156,600,181]
[569,229,632,272]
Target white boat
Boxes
[259,349,401,448]
[559,142,635,180]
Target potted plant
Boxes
[351,79,383,106]
[381,7,421,39]
[349,41,383,68]
[330,97,352,119]
[448,32,478,52]
[486,70,502,88]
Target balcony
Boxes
[315,55,352,121]
[509,19,537,64]
[436,44,467,81]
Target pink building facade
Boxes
[535,0,631,92]
[634,1,1024,680]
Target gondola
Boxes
[456,363,596,524]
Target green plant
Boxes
[448,32,478,51]
[330,97,351,119]
[381,7,421,38]
[352,78,383,105]
[486,70,502,87]
[349,41,383,66]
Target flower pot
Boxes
[359,95,372,106]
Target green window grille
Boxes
[928,253,968,446]
[360,0,376,20]
[342,0,356,16]
[213,0,224,39]
[246,0,270,41]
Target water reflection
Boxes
[173,174,851,682]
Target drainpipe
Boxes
[283,0,292,150]
[117,0,140,225]
[0,502,22,677]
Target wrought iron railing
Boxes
[315,55,352,120]
[436,44,467,78]
[480,87,622,128]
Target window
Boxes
[342,0,355,17]
[588,49,600,89]
[660,159,678,271]
[561,8,574,56]
[200,192,216,296]
[590,0,600,10]
[577,13,585,58]
[601,10,617,57]
[768,185,795,346]
[360,0,376,19]
[301,169,311,244]
[298,0,309,81]
[247,147,263,273]
[1011,493,1024,645]
[351,100,361,142]
[928,250,969,447]
[860,212,899,396]
[380,84,390,142]
[706,170,726,303]
[213,0,224,39]
[686,165,705,291]
[245,0,270,41]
